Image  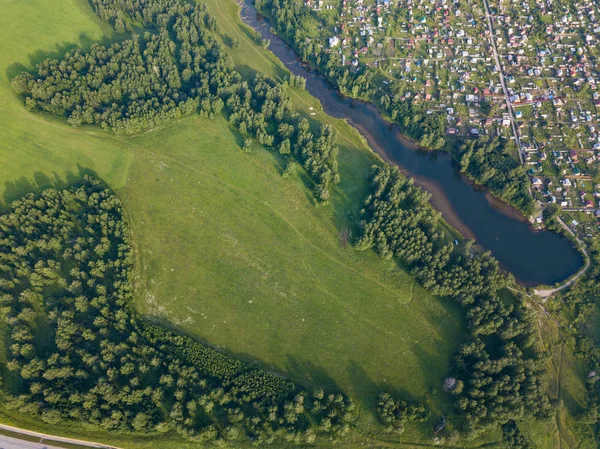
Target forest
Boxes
[256,0,534,215]
[357,165,551,433]
[3,0,574,444]
[11,0,338,201]
[0,178,357,445]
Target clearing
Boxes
[0,0,486,446]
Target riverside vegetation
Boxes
[1,0,583,446]
[255,0,535,215]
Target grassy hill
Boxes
[0,0,467,441]
[0,0,591,448]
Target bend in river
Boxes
[239,0,583,287]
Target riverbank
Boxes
[534,217,591,298]
[239,0,583,286]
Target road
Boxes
[534,216,590,298]
[0,434,65,449]
[482,0,524,164]
[0,425,118,449]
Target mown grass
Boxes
[0,0,131,207]
[0,0,499,447]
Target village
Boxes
[304,0,600,236]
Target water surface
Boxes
[239,0,583,286]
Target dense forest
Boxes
[357,166,551,433]
[11,0,338,200]
[455,138,535,215]
[256,0,534,215]
[0,178,356,445]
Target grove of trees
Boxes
[455,138,535,215]
[377,393,427,435]
[0,178,356,445]
[11,0,339,201]
[357,165,551,432]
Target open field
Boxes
[523,312,594,449]
[121,114,466,425]
[0,0,468,441]
[0,0,593,447]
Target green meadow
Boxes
[0,0,589,447]
[0,0,465,430]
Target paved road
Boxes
[0,434,65,449]
[0,425,117,449]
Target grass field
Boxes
[523,313,594,449]
[0,0,465,434]
[122,114,466,422]
[0,0,590,447]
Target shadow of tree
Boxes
[221,33,235,49]
[346,360,420,420]
[1,165,98,211]
[284,355,342,392]
[5,31,128,85]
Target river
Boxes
[239,0,583,286]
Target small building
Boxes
[531,177,543,186]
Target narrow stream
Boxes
[239,0,583,286]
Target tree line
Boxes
[455,138,534,215]
[357,165,551,435]
[256,0,535,215]
[226,75,339,200]
[552,239,600,443]
[0,178,356,445]
[11,0,338,201]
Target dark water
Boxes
[239,0,583,286]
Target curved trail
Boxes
[534,217,590,298]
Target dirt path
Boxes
[534,217,590,299]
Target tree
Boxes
[0,177,357,443]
